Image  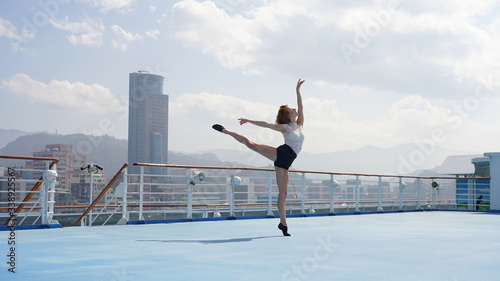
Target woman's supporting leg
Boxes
[222,128,277,162]
[275,166,290,235]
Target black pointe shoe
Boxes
[212,124,225,132]
[278,223,291,236]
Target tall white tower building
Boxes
[128,71,168,172]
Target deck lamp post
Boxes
[81,163,103,226]
[431,181,439,209]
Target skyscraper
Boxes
[128,71,168,172]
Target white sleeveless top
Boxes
[282,122,304,155]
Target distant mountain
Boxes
[0,129,33,149]
[168,151,237,167]
[297,144,480,175]
[0,131,481,177]
[200,144,480,175]
[198,148,273,168]
[0,132,245,178]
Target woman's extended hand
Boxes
[296,79,305,91]
[238,118,249,125]
[296,78,305,125]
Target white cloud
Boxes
[2,73,124,114]
[0,17,19,39]
[5,1,500,156]
[111,39,127,51]
[111,25,142,41]
[0,16,35,52]
[171,0,265,71]
[388,95,451,128]
[170,0,500,99]
[309,94,478,151]
[171,92,277,121]
[80,0,136,13]
[169,91,386,152]
[145,29,160,39]
[166,85,500,154]
[50,16,104,47]
[110,25,160,50]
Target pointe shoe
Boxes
[278,223,291,236]
[212,124,225,132]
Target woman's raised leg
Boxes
[219,127,277,162]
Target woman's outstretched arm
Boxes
[296,79,305,125]
[239,118,285,132]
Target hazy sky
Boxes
[2,0,500,156]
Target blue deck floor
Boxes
[2,211,500,281]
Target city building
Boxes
[128,71,169,173]
[29,144,86,192]
[70,173,108,205]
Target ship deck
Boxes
[2,211,500,280]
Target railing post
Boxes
[41,162,58,227]
[329,175,336,215]
[123,168,128,220]
[88,167,94,226]
[355,175,360,213]
[432,180,436,209]
[41,161,50,225]
[47,164,57,224]
[267,171,273,217]
[187,168,193,220]
[117,167,128,225]
[230,171,235,217]
[377,176,383,212]
[41,180,48,226]
[139,166,144,221]
[399,178,403,211]
[417,178,421,210]
[301,173,306,216]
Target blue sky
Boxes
[1,0,500,158]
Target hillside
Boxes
[0,128,32,148]
[0,133,127,178]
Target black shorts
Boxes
[274,144,297,170]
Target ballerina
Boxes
[212,79,305,236]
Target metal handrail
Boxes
[0,204,121,210]
[133,163,490,180]
[75,163,129,225]
[0,155,60,162]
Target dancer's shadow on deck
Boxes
[137,235,282,244]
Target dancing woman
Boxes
[212,79,305,236]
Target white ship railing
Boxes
[0,155,59,228]
[0,157,492,229]
[108,163,490,224]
